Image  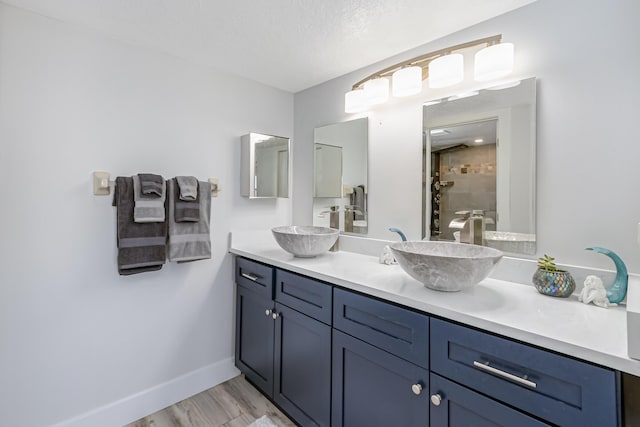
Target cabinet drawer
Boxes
[430,373,551,426]
[275,269,332,324]
[236,257,274,298]
[333,288,429,369]
[430,318,620,426]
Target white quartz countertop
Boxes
[229,231,640,376]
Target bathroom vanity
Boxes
[230,231,637,426]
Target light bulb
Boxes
[428,54,464,88]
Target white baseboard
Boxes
[52,357,240,427]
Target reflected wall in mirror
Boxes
[312,117,368,234]
[241,133,290,198]
[423,77,536,254]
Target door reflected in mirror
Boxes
[313,117,368,235]
[423,77,536,254]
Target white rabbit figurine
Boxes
[578,275,617,308]
[379,245,398,265]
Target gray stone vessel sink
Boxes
[390,241,503,292]
[272,226,339,257]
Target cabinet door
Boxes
[235,285,274,397]
[430,373,552,427]
[332,329,429,427]
[274,303,331,427]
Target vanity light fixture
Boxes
[474,138,484,143]
[345,34,514,113]
[392,66,423,97]
[364,77,390,104]
[429,53,464,88]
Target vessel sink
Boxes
[272,226,339,257]
[390,241,503,292]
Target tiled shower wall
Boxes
[439,144,496,240]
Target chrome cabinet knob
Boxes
[265,309,272,316]
[272,312,279,319]
[431,394,442,406]
[411,383,422,395]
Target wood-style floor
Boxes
[125,375,296,427]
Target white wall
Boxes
[293,0,640,271]
[0,4,293,427]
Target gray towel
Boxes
[168,179,211,262]
[173,177,199,222]
[176,176,198,201]
[133,175,166,223]
[113,177,167,275]
[138,173,164,197]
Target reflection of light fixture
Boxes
[448,91,479,101]
[344,34,514,113]
[364,78,389,104]
[474,138,484,143]
[429,54,464,88]
[430,129,449,136]
[392,66,422,97]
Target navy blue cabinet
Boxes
[430,318,621,426]
[274,302,331,427]
[332,329,429,427]
[430,373,551,426]
[235,256,622,427]
[235,283,275,397]
[235,257,332,427]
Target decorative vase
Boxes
[532,269,575,298]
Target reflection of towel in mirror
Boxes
[133,175,166,223]
[351,185,365,220]
[168,178,212,262]
[138,173,164,197]
[174,177,200,222]
[113,177,167,275]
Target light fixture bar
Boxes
[350,34,502,90]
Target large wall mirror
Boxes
[423,77,536,254]
[241,133,290,198]
[312,117,368,234]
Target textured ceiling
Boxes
[2,0,537,92]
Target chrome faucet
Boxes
[318,205,340,251]
[449,210,485,245]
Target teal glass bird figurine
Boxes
[585,247,628,304]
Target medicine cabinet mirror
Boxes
[423,77,536,254]
[312,117,368,235]
[241,133,290,198]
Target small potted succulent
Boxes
[532,254,575,298]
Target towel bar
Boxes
[92,172,221,197]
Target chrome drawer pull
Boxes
[241,272,260,282]
[473,361,537,389]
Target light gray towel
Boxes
[168,179,212,262]
[133,175,166,223]
[176,176,198,201]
